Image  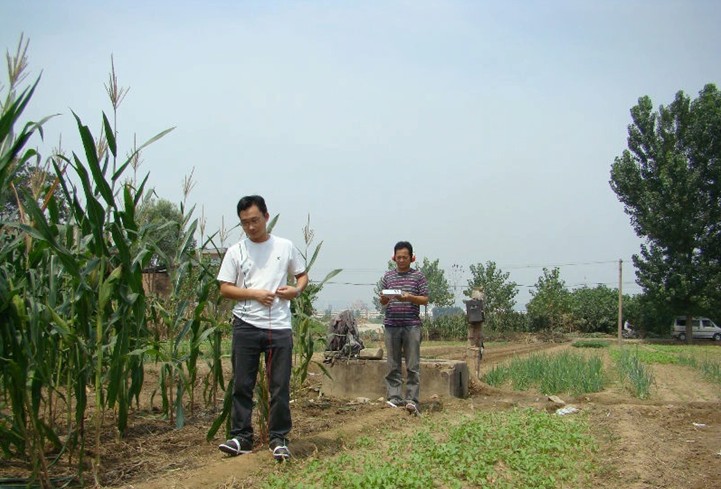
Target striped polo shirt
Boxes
[382,268,429,327]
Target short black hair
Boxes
[237,195,268,216]
[393,241,413,256]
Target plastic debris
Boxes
[555,406,579,416]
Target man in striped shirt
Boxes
[379,241,429,414]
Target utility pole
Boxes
[617,259,623,344]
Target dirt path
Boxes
[585,360,721,489]
[107,341,721,488]
[116,342,566,489]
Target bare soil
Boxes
[3,340,721,488]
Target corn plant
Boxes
[291,215,340,394]
[134,187,231,430]
[0,41,172,486]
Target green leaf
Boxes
[72,112,114,207]
[206,378,233,442]
[102,112,117,157]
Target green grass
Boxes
[697,359,721,384]
[483,352,605,396]
[677,354,721,385]
[618,344,721,383]
[572,340,611,349]
[617,346,679,365]
[608,343,721,396]
[612,348,654,399]
[263,408,597,489]
[259,342,719,488]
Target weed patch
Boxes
[263,408,596,489]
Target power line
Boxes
[498,260,619,270]
[318,280,642,289]
[314,258,630,277]
[312,258,641,291]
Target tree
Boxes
[464,261,518,314]
[628,291,673,337]
[419,257,455,308]
[569,285,618,334]
[526,267,571,331]
[137,197,195,270]
[431,305,464,319]
[610,84,721,341]
[0,158,70,222]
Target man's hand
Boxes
[276,285,299,300]
[255,289,276,306]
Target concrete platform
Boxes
[320,358,469,400]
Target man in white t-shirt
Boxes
[216,195,308,462]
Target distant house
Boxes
[200,247,227,266]
[142,247,227,298]
[142,266,170,298]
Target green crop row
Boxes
[263,408,596,489]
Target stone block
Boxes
[357,348,383,360]
[320,358,468,400]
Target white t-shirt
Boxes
[217,235,306,330]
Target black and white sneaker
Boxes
[219,437,252,456]
[405,401,421,416]
[386,398,403,408]
[269,438,291,462]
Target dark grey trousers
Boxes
[230,317,293,443]
[384,325,421,403]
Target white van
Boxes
[672,317,721,341]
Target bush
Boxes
[487,310,528,332]
[423,314,467,341]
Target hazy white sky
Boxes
[3,1,720,311]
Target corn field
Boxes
[0,40,334,487]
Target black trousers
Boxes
[230,316,293,443]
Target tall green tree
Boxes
[464,261,518,315]
[419,257,454,308]
[569,285,618,334]
[609,84,721,340]
[526,267,571,331]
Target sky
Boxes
[3,1,721,312]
